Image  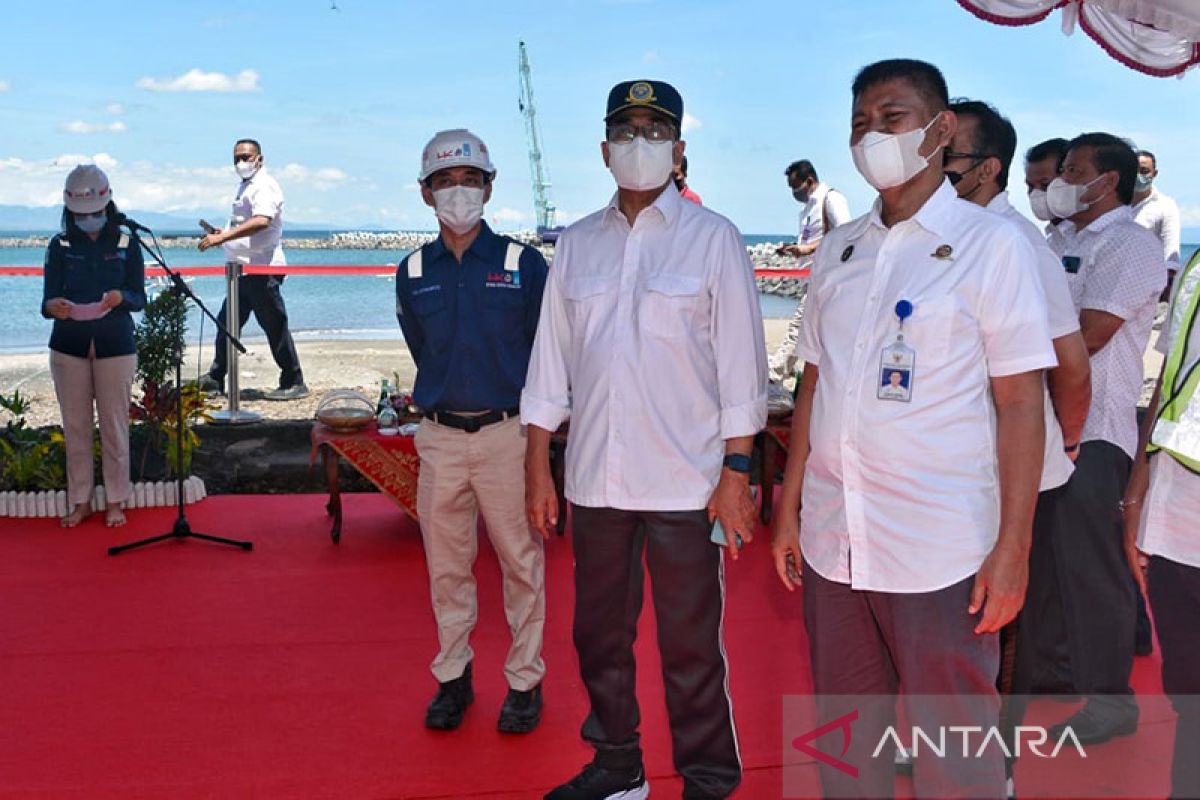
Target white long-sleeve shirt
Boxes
[1132,187,1181,273]
[521,183,768,511]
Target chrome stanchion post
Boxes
[211,261,260,425]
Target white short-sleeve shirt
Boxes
[796,181,1057,593]
[1053,206,1165,458]
[987,191,1078,491]
[222,168,286,266]
[1139,260,1200,569]
[796,184,851,267]
[1132,187,1181,273]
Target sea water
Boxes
[4,238,1192,356]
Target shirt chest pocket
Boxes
[62,255,97,299]
[481,287,525,341]
[900,296,956,367]
[409,289,452,349]
[640,273,704,339]
[563,275,616,341]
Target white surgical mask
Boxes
[235,160,259,180]
[1028,188,1053,221]
[1046,175,1105,219]
[75,211,106,233]
[432,186,485,235]
[850,114,942,190]
[607,138,675,191]
[1135,173,1154,192]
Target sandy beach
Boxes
[3,318,1164,429]
[2,319,796,428]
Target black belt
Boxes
[423,408,520,433]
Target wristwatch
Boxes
[722,453,752,474]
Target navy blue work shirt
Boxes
[395,222,548,412]
[41,229,147,358]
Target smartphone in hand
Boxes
[709,486,758,549]
[198,219,217,234]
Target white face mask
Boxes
[75,211,106,233]
[1046,174,1105,219]
[432,186,486,235]
[1028,188,1053,221]
[235,160,260,180]
[850,114,942,190]
[607,138,675,191]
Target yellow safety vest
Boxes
[1149,248,1200,473]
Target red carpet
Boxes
[0,494,1174,799]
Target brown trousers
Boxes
[49,348,136,507]
[414,416,545,690]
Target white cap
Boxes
[418,128,495,181]
[63,165,113,214]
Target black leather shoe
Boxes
[1049,702,1138,745]
[424,663,474,730]
[497,684,542,733]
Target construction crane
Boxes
[518,41,562,242]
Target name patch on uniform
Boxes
[411,284,441,297]
[485,272,521,289]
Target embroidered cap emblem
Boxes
[628,81,656,105]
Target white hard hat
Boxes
[63,164,113,214]
[418,128,495,181]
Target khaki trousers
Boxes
[49,348,137,506]
[414,416,546,690]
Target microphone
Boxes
[114,213,152,234]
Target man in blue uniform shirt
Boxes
[395,128,549,734]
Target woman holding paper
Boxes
[41,165,145,528]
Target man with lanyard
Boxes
[1131,149,1181,299]
[1041,132,1165,744]
[395,129,550,735]
[770,59,1054,798]
[1123,248,1200,800]
[198,138,307,400]
[769,159,851,386]
[523,80,766,800]
[944,99,1092,792]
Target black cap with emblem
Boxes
[605,80,683,123]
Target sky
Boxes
[1,0,1198,236]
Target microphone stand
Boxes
[109,222,253,555]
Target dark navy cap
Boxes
[605,80,683,123]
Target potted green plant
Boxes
[129,287,216,479]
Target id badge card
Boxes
[878,339,915,402]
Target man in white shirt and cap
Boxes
[771,59,1055,798]
[523,78,766,800]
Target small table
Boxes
[311,420,420,543]
[311,419,570,543]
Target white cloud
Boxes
[0,154,353,212]
[490,208,531,227]
[276,163,349,191]
[136,68,260,93]
[642,50,659,63]
[61,120,128,134]
[1179,205,1200,226]
[681,112,702,134]
[0,80,9,92]
[105,103,124,115]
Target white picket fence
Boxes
[0,476,207,518]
